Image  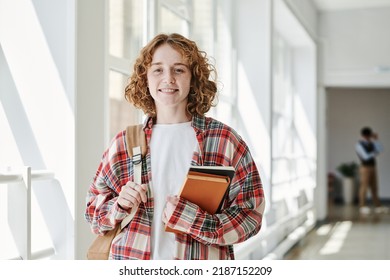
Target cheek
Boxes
[185,81,192,94]
[146,74,151,86]
[146,75,157,89]
[185,76,191,86]
[146,70,156,82]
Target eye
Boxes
[174,68,185,74]
[151,68,162,74]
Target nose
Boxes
[164,71,175,84]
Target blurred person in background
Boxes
[355,126,387,215]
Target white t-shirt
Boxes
[149,121,197,259]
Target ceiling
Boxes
[312,0,390,11]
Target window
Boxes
[271,2,317,214]
[108,0,144,139]
[210,1,235,127]
[109,0,144,60]
[159,0,190,35]
[272,33,294,195]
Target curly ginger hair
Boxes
[124,33,218,117]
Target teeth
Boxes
[160,89,176,93]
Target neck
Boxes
[155,108,191,124]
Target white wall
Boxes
[232,0,272,259]
[284,0,318,39]
[75,0,107,260]
[320,7,390,87]
[235,0,272,201]
[327,88,390,199]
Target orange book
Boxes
[165,166,235,234]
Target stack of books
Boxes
[165,165,235,233]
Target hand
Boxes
[117,181,148,210]
[162,195,179,225]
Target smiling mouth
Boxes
[159,88,178,93]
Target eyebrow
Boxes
[150,62,189,67]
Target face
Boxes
[147,44,192,114]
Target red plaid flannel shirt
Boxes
[85,115,265,259]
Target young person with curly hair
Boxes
[85,33,265,260]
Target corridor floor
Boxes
[284,202,390,260]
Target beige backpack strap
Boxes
[121,124,146,229]
[125,124,147,158]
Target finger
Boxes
[118,191,141,210]
[119,187,139,204]
[164,200,177,222]
[127,188,142,205]
[162,209,167,224]
[166,195,179,206]
[124,181,137,190]
[130,185,148,204]
[117,197,133,210]
[137,184,148,203]
[119,182,148,208]
[123,184,142,204]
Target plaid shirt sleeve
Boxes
[84,131,131,235]
[166,120,265,246]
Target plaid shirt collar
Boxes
[143,114,207,134]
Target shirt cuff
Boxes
[109,200,132,224]
[166,197,199,234]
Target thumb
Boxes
[141,184,148,192]
[166,195,179,204]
